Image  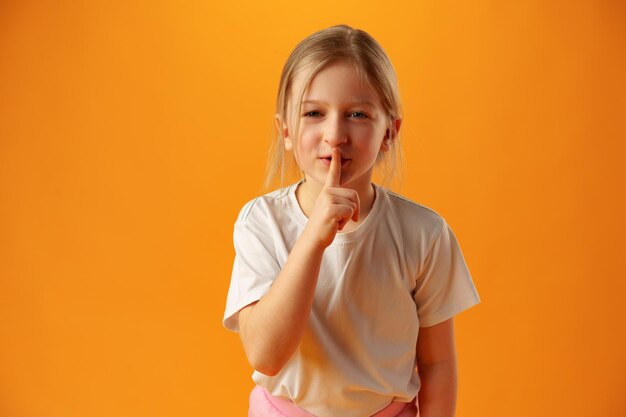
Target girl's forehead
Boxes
[292,61,381,106]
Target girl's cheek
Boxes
[351,126,374,141]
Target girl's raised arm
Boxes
[238,149,359,375]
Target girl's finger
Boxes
[324,148,341,188]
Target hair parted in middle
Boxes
[265,24,403,190]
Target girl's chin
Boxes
[301,173,358,189]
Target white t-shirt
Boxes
[223,182,480,417]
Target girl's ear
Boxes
[380,118,402,152]
[275,114,292,151]
[393,118,402,137]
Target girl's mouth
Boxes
[320,157,350,166]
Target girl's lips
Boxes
[319,157,350,166]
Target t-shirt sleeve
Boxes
[414,219,480,327]
[222,212,281,333]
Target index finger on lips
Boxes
[325,147,341,188]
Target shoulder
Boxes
[377,185,447,236]
[235,184,296,225]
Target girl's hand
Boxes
[304,148,360,249]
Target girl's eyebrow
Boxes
[302,99,376,107]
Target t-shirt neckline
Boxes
[288,180,383,244]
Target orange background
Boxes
[1,1,625,416]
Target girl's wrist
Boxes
[300,223,332,253]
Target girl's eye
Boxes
[303,111,322,117]
[349,111,368,119]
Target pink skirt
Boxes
[248,385,419,417]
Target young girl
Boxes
[223,25,480,417]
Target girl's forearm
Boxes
[417,359,458,417]
[239,226,325,376]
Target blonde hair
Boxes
[264,25,403,190]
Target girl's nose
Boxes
[323,116,348,146]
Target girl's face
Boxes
[281,61,393,192]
